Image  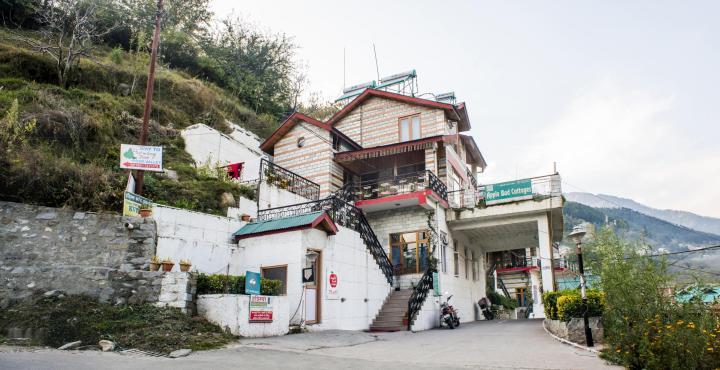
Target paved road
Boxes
[0,319,618,369]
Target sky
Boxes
[211,0,720,218]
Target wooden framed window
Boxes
[261,265,288,295]
[399,115,421,142]
[389,230,430,275]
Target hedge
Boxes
[196,273,283,296]
[488,290,519,310]
[542,289,604,321]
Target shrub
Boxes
[589,228,720,369]
[488,290,519,310]
[542,291,562,320]
[196,273,282,296]
[555,290,604,322]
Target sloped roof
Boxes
[259,112,361,155]
[326,89,471,131]
[233,211,338,240]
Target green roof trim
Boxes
[233,211,337,240]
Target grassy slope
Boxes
[0,28,272,214]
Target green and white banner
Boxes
[483,179,533,205]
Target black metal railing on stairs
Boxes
[407,267,436,331]
[256,196,394,285]
[487,264,511,299]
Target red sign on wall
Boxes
[249,311,273,322]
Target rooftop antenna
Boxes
[373,43,380,82]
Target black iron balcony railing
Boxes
[260,159,320,201]
[256,196,394,284]
[348,170,447,202]
[493,256,540,271]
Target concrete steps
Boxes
[369,289,413,332]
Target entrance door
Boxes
[305,249,321,324]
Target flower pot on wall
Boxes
[149,262,161,271]
[139,208,152,218]
[241,214,251,222]
[179,263,191,272]
[161,262,174,272]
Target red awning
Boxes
[335,136,449,163]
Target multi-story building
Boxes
[233,86,564,331]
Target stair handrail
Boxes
[406,267,436,331]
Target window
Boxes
[261,265,288,295]
[465,248,470,279]
[471,251,477,281]
[332,133,341,151]
[441,241,447,273]
[390,230,430,275]
[453,241,459,277]
[399,115,421,142]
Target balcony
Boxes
[260,159,320,201]
[494,257,541,273]
[448,173,562,209]
[346,170,448,213]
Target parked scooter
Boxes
[478,297,494,320]
[440,294,460,329]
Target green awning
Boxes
[233,211,338,240]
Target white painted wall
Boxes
[411,290,441,331]
[197,294,289,337]
[153,205,245,274]
[227,196,258,220]
[181,123,265,181]
[236,226,392,331]
[257,181,311,210]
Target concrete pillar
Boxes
[537,215,555,293]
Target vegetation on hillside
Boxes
[0,294,234,353]
[0,0,336,214]
[564,201,720,252]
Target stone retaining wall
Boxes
[0,201,162,307]
[545,317,604,345]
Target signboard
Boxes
[249,295,273,322]
[120,144,163,172]
[326,267,339,300]
[432,271,440,297]
[302,267,315,284]
[245,271,261,295]
[484,179,533,205]
[122,191,153,217]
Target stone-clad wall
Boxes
[0,201,166,307]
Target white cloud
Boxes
[514,78,720,217]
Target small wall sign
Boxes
[302,267,315,283]
[326,267,339,300]
[245,271,261,295]
[249,295,273,322]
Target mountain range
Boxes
[566,192,720,236]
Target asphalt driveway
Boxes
[0,319,618,369]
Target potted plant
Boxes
[179,259,192,272]
[161,257,174,272]
[139,204,153,218]
[149,255,161,271]
[241,214,251,222]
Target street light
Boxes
[568,226,594,347]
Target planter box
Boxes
[545,317,604,345]
[197,294,289,338]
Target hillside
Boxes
[563,201,720,252]
[566,192,720,235]
[0,28,269,214]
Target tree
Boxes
[10,0,114,88]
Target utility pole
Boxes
[134,0,163,195]
[569,227,594,347]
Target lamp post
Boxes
[568,227,594,347]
